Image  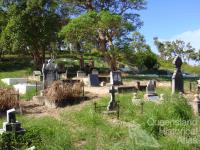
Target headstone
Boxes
[172,56,184,94]
[88,74,99,86]
[193,94,200,115]
[110,71,122,85]
[107,86,118,111]
[42,59,58,89]
[144,80,159,100]
[0,108,25,134]
[77,70,86,78]
[146,80,157,95]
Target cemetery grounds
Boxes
[0,56,200,150]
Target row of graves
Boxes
[94,56,200,118]
[1,56,200,112]
[0,56,200,150]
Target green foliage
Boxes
[134,49,159,70]
[0,127,41,149]
[61,1,146,70]
[0,0,62,68]
[20,88,36,101]
[154,37,200,64]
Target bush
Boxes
[0,127,42,149]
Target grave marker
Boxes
[0,108,25,134]
[42,59,58,89]
[144,80,159,100]
[107,86,118,111]
[110,71,122,85]
[88,74,99,86]
[172,56,184,94]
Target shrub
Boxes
[0,127,42,149]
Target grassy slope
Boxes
[159,59,200,74]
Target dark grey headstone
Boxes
[172,56,184,94]
[42,59,58,89]
[0,108,25,134]
[88,74,99,86]
[110,71,122,85]
[7,108,16,123]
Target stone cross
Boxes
[172,56,183,94]
[42,59,58,89]
[107,86,118,111]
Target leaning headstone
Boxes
[107,86,118,111]
[42,59,58,89]
[110,71,122,85]
[88,74,99,86]
[0,108,25,134]
[144,80,159,100]
[172,56,184,94]
[193,94,200,115]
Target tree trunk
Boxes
[98,31,117,71]
[32,51,43,70]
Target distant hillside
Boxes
[159,59,200,74]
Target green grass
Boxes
[159,59,200,74]
[0,86,199,149]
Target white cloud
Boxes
[162,28,200,49]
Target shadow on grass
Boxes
[0,56,32,72]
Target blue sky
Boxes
[139,0,200,53]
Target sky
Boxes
[139,0,200,53]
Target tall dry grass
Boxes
[44,81,83,102]
[0,88,19,111]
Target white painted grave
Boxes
[1,78,27,85]
[13,83,42,94]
